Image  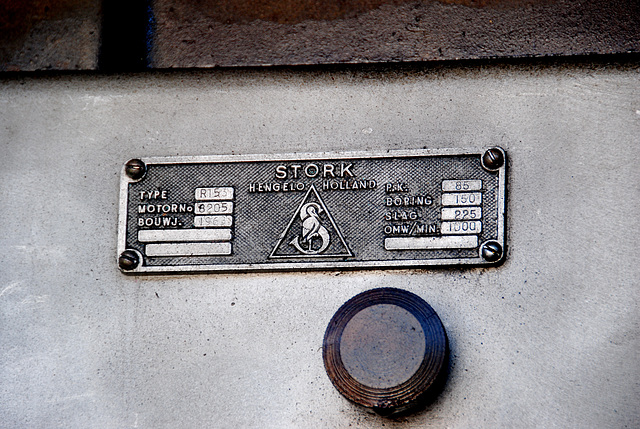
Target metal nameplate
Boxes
[117,148,506,273]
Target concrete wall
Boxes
[1,60,639,428]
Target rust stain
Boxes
[435,0,543,6]
[166,0,543,25]
[0,0,95,59]
[151,0,638,69]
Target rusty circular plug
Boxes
[323,288,448,417]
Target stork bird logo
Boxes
[290,202,330,254]
[270,185,352,259]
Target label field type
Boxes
[441,192,482,206]
[385,235,479,250]
[441,221,482,234]
[194,201,234,215]
[194,215,234,228]
[138,229,232,242]
[441,180,483,192]
[195,187,234,201]
[146,242,232,257]
[441,207,482,221]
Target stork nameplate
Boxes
[117,149,506,273]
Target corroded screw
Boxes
[481,241,503,262]
[482,148,504,170]
[125,159,146,180]
[118,250,140,270]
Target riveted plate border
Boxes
[117,148,506,274]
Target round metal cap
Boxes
[323,288,448,416]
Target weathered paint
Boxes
[0,0,100,71]
[1,0,638,70]
[0,59,638,427]
[151,0,640,67]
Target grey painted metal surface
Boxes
[1,61,639,428]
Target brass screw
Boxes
[125,159,146,180]
[481,241,503,262]
[482,148,504,170]
[118,250,140,270]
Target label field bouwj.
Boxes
[117,149,506,273]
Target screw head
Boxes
[482,148,504,170]
[118,250,140,270]
[125,159,146,180]
[481,241,503,262]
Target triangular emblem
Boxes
[270,185,353,259]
